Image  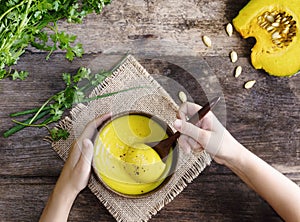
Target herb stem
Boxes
[12,120,46,128]
[45,22,58,60]
[110,53,130,73]
[3,110,50,138]
[10,106,51,117]
[77,87,144,103]
[19,0,33,28]
[0,1,27,21]
[28,96,54,124]
[41,116,55,125]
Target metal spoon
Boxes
[136,97,220,160]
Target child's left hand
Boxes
[57,113,111,196]
[40,113,111,222]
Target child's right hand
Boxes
[173,102,241,165]
[174,102,300,222]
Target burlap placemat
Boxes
[51,55,212,221]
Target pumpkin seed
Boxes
[271,11,278,17]
[282,28,289,34]
[244,80,256,89]
[266,15,275,23]
[272,32,281,39]
[272,22,280,27]
[275,14,281,20]
[202,35,212,47]
[230,51,238,63]
[273,39,281,45]
[266,26,275,32]
[178,91,187,103]
[235,66,242,78]
[226,23,233,36]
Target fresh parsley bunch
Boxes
[3,55,141,141]
[3,67,112,140]
[0,0,111,80]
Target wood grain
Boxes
[0,0,299,221]
[27,0,254,57]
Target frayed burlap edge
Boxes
[50,55,212,222]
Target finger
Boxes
[177,110,187,120]
[179,102,202,117]
[66,140,83,169]
[174,119,211,148]
[176,110,181,119]
[176,107,187,120]
[178,135,192,154]
[80,113,112,140]
[186,137,203,152]
[179,134,203,152]
[69,113,111,166]
[94,112,112,126]
[196,113,213,130]
[77,139,94,168]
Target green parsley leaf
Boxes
[50,128,70,141]
[73,67,91,83]
[72,43,83,57]
[62,73,71,86]
[65,47,74,61]
[11,70,29,80]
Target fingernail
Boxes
[174,119,182,130]
[83,138,91,148]
[179,111,186,120]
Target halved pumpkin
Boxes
[233,0,300,77]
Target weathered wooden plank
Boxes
[26,0,253,57]
[153,172,283,222]
[0,177,114,222]
[0,171,287,222]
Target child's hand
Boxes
[40,113,111,222]
[173,102,240,165]
[57,113,111,196]
[174,102,300,221]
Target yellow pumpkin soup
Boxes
[93,114,174,196]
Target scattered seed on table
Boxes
[244,80,256,89]
[230,51,238,63]
[202,35,212,47]
[235,66,242,78]
[226,23,233,36]
[178,91,187,103]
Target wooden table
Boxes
[0,0,299,221]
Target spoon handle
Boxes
[171,96,220,140]
[145,97,221,160]
[187,96,220,125]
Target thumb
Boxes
[80,139,94,166]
